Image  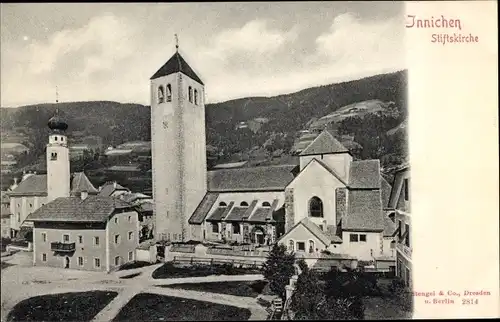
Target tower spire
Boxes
[56,86,59,104]
[175,34,179,52]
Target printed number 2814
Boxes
[462,299,479,305]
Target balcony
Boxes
[51,242,76,252]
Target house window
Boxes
[78,235,83,244]
[128,231,134,240]
[128,251,133,261]
[114,234,120,244]
[240,201,249,207]
[405,224,410,247]
[309,196,323,217]
[42,232,47,242]
[308,240,315,253]
[232,223,240,234]
[350,234,359,242]
[212,223,219,233]
[288,240,295,252]
[166,84,172,102]
[94,236,100,246]
[128,216,131,222]
[42,253,47,262]
[17,214,20,222]
[63,234,70,242]
[296,242,305,252]
[114,217,118,224]
[404,178,410,201]
[94,258,101,268]
[219,202,227,207]
[194,89,198,105]
[360,234,367,242]
[78,257,84,266]
[29,203,32,208]
[262,201,271,208]
[158,85,165,103]
[55,136,58,141]
[188,86,193,103]
[390,241,396,249]
[115,256,121,266]
[51,152,58,160]
[61,137,64,141]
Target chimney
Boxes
[113,181,117,189]
[81,190,89,201]
[13,178,18,185]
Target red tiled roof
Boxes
[207,165,297,192]
[26,196,134,223]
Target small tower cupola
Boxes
[48,115,68,132]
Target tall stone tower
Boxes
[150,47,207,242]
[46,114,70,202]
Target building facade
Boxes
[388,165,411,286]
[150,49,207,242]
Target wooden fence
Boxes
[172,256,264,268]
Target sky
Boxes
[1,2,406,107]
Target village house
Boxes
[22,114,140,271]
[1,191,11,238]
[388,164,412,287]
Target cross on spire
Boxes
[175,34,179,51]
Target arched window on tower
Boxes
[194,89,198,105]
[158,86,165,103]
[166,84,172,102]
[309,196,323,218]
[188,86,193,103]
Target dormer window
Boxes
[51,152,58,161]
[219,202,227,207]
[158,86,165,103]
[188,86,193,103]
[166,84,172,102]
[194,89,198,105]
[240,201,249,207]
[262,202,271,208]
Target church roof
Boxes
[343,189,385,232]
[299,130,350,156]
[188,192,219,224]
[8,173,98,197]
[348,160,381,189]
[150,51,204,84]
[207,165,298,192]
[26,196,134,223]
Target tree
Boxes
[261,243,295,301]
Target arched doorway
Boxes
[64,256,70,269]
[250,225,266,245]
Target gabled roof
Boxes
[278,217,342,246]
[206,202,234,221]
[349,160,381,189]
[343,190,384,232]
[248,199,279,223]
[225,200,258,222]
[299,130,350,156]
[8,173,98,197]
[380,176,392,208]
[150,51,204,84]
[207,165,297,192]
[71,172,98,195]
[98,182,129,197]
[383,215,397,237]
[26,196,134,223]
[189,193,220,224]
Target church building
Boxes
[151,46,396,262]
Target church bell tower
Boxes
[46,113,70,202]
[150,39,207,242]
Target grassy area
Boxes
[152,262,262,279]
[118,261,156,271]
[112,293,252,321]
[120,272,142,279]
[6,291,118,322]
[158,280,271,298]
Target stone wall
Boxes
[285,188,294,232]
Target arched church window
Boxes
[55,136,58,141]
[219,202,227,207]
[158,86,165,103]
[240,201,249,207]
[309,196,323,217]
[194,89,198,105]
[288,239,294,252]
[166,84,172,102]
[262,202,271,208]
[188,86,193,103]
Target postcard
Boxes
[1,1,498,321]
